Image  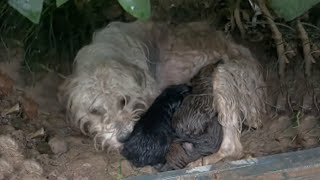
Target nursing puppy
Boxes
[121,84,192,167]
[158,62,223,171]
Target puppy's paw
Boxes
[186,158,203,168]
[138,166,157,174]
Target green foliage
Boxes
[1,0,121,73]
[118,0,151,21]
[7,0,150,24]
[268,0,320,21]
[8,0,44,24]
[56,0,68,7]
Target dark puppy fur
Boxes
[120,84,192,167]
[159,61,224,171]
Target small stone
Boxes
[57,175,69,180]
[22,160,43,175]
[0,158,13,179]
[0,135,24,166]
[48,136,68,155]
[0,125,15,134]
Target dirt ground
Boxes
[0,35,319,180]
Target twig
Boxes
[314,94,319,112]
[296,19,316,77]
[301,22,320,32]
[39,64,67,79]
[234,0,246,38]
[257,0,290,80]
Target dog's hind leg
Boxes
[203,125,243,165]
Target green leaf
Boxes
[268,0,320,21]
[56,0,68,7]
[118,0,151,21]
[8,0,44,24]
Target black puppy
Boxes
[121,84,192,167]
[159,62,224,171]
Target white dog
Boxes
[58,21,266,164]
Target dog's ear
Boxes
[132,67,146,88]
[120,61,147,88]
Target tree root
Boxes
[257,0,292,80]
[234,0,246,38]
[296,19,316,77]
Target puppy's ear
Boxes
[182,142,194,152]
[179,85,192,96]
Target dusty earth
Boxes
[0,36,319,180]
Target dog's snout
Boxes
[117,132,131,143]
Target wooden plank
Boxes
[126,147,320,180]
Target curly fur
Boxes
[158,62,223,171]
[58,21,162,150]
[58,20,266,154]
[120,84,192,167]
[207,42,267,163]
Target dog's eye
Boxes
[119,95,130,109]
[119,98,126,109]
[89,108,100,115]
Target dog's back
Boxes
[121,84,192,167]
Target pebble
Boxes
[48,136,68,155]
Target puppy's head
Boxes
[120,129,171,168]
[58,59,155,150]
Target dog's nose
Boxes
[117,133,131,143]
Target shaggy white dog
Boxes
[58,21,266,163]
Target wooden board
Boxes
[126,147,320,180]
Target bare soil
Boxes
[0,38,319,180]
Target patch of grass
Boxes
[117,160,124,180]
[292,111,302,128]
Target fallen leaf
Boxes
[1,103,20,117]
[28,127,45,139]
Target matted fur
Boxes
[58,20,266,153]
[58,21,162,150]
[158,22,267,165]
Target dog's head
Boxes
[58,58,157,150]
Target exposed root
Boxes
[296,19,316,77]
[234,0,246,38]
[39,64,67,79]
[257,0,291,80]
